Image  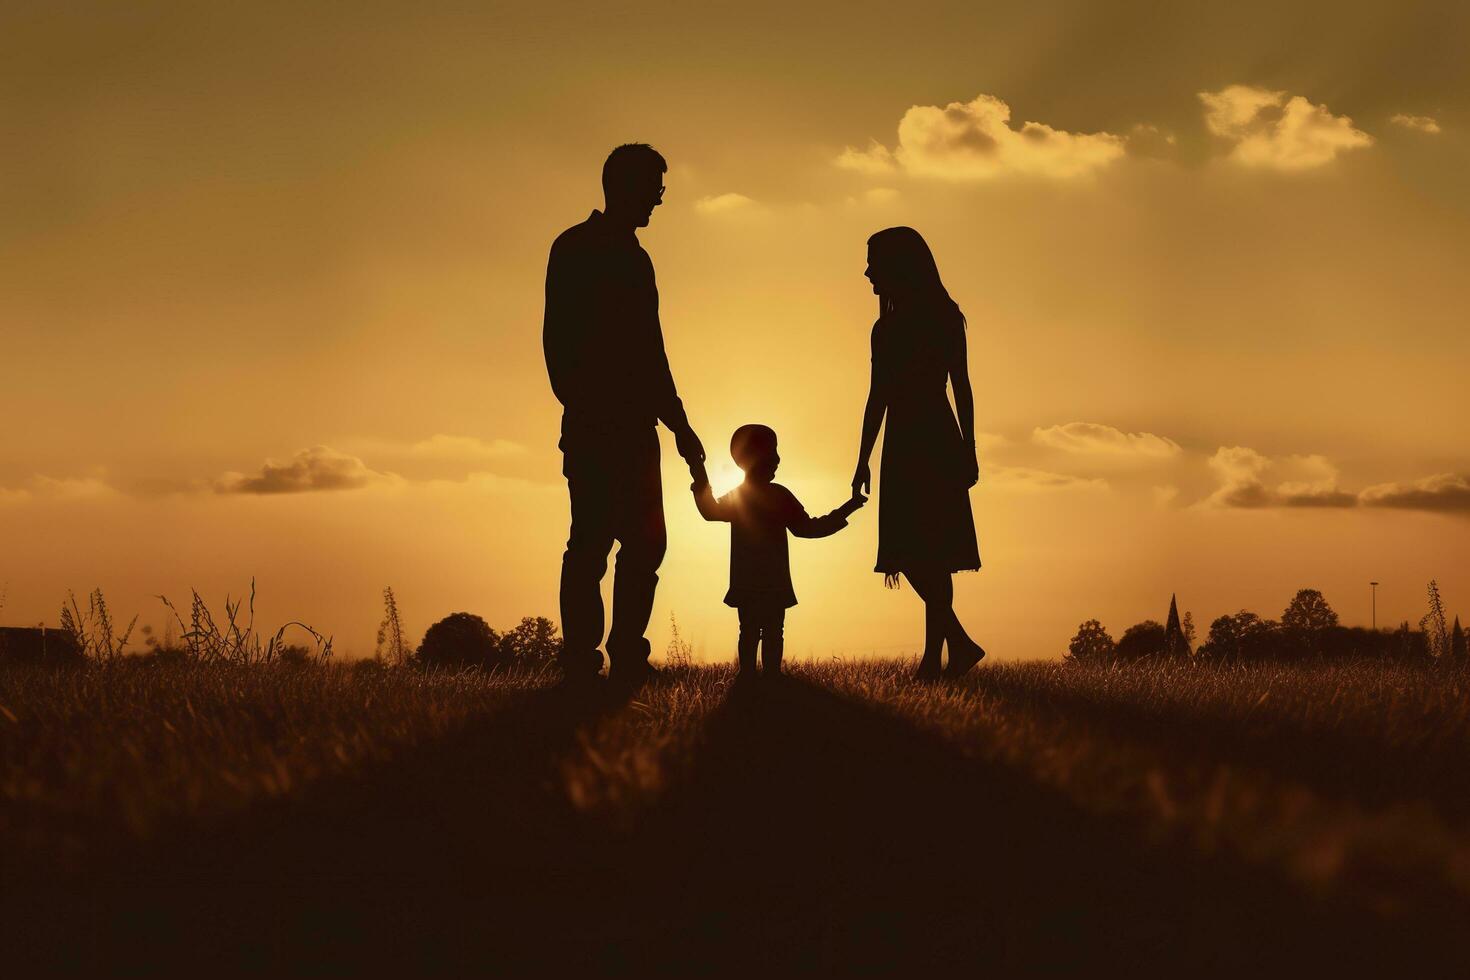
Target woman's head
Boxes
[730,424,779,482]
[865,226,964,326]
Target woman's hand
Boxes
[852,460,872,496]
[964,450,980,488]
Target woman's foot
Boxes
[913,655,942,681]
[943,639,986,679]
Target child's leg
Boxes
[762,608,786,673]
[736,606,761,675]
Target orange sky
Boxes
[2,1,1467,659]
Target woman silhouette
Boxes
[851,227,985,679]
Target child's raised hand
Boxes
[850,489,868,507]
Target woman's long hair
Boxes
[867,226,966,329]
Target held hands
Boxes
[838,487,868,519]
[688,458,709,491]
[851,460,872,496]
[675,425,706,468]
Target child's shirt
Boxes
[694,480,849,608]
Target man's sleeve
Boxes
[646,268,690,433]
[543,238,580,409]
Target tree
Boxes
[1115,621,1166,662]
[1182,611,1197,648]
[1198,610,1272,662]
[419,612,502,669]
[1066,620,1115,664]
[1452,616,1467,663]
[499,616,559,666]
[1282,588,1337,636]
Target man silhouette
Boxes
[544,143,705,685]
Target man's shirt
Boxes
[543,210,687,445]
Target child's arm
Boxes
[788,489,866,539]
[690,465,732,523]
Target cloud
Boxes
[986,466,1109,492]
[216,446,396,494]
[1033,422,1181,459]
[1390,113,1442,135]
[1360,473,1470,513]
[1199,85,1373,171]
[1202,448,1357,510]
[838,93,1126,181]
[1125,123,1179,159]
[694,193,756,215]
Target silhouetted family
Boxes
[544,143,984,687]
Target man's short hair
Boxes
[602,143,667,195]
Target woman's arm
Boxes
[853,341,887,495]
[949,325,980,487]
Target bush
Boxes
[1115,621,1165,662]
[419,613,504,669]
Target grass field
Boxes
[3,657,1469,973]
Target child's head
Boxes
[730,424,779,483]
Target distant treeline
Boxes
[1068,582,1467,666]
[0,585,559,670]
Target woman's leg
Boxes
[903,566,949,675]
[906,566,985,677]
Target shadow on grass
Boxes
[620,675,1467,975]
[8,680,633,973]
[6,673,1465,974]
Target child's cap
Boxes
[730,424,778,470]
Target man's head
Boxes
[602,143,666,228]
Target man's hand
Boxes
[675,425,706,466]
[851,460,872,496]
[689,459,709,490]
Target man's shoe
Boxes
[557,648,604,683]
[607,658,659,692]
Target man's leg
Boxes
[559,449,615,676]
[607,428,666,673]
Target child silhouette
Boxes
[691,424,866,678]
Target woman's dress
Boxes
[872,309,981,575]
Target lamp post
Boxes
[1370,581,1379,631]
